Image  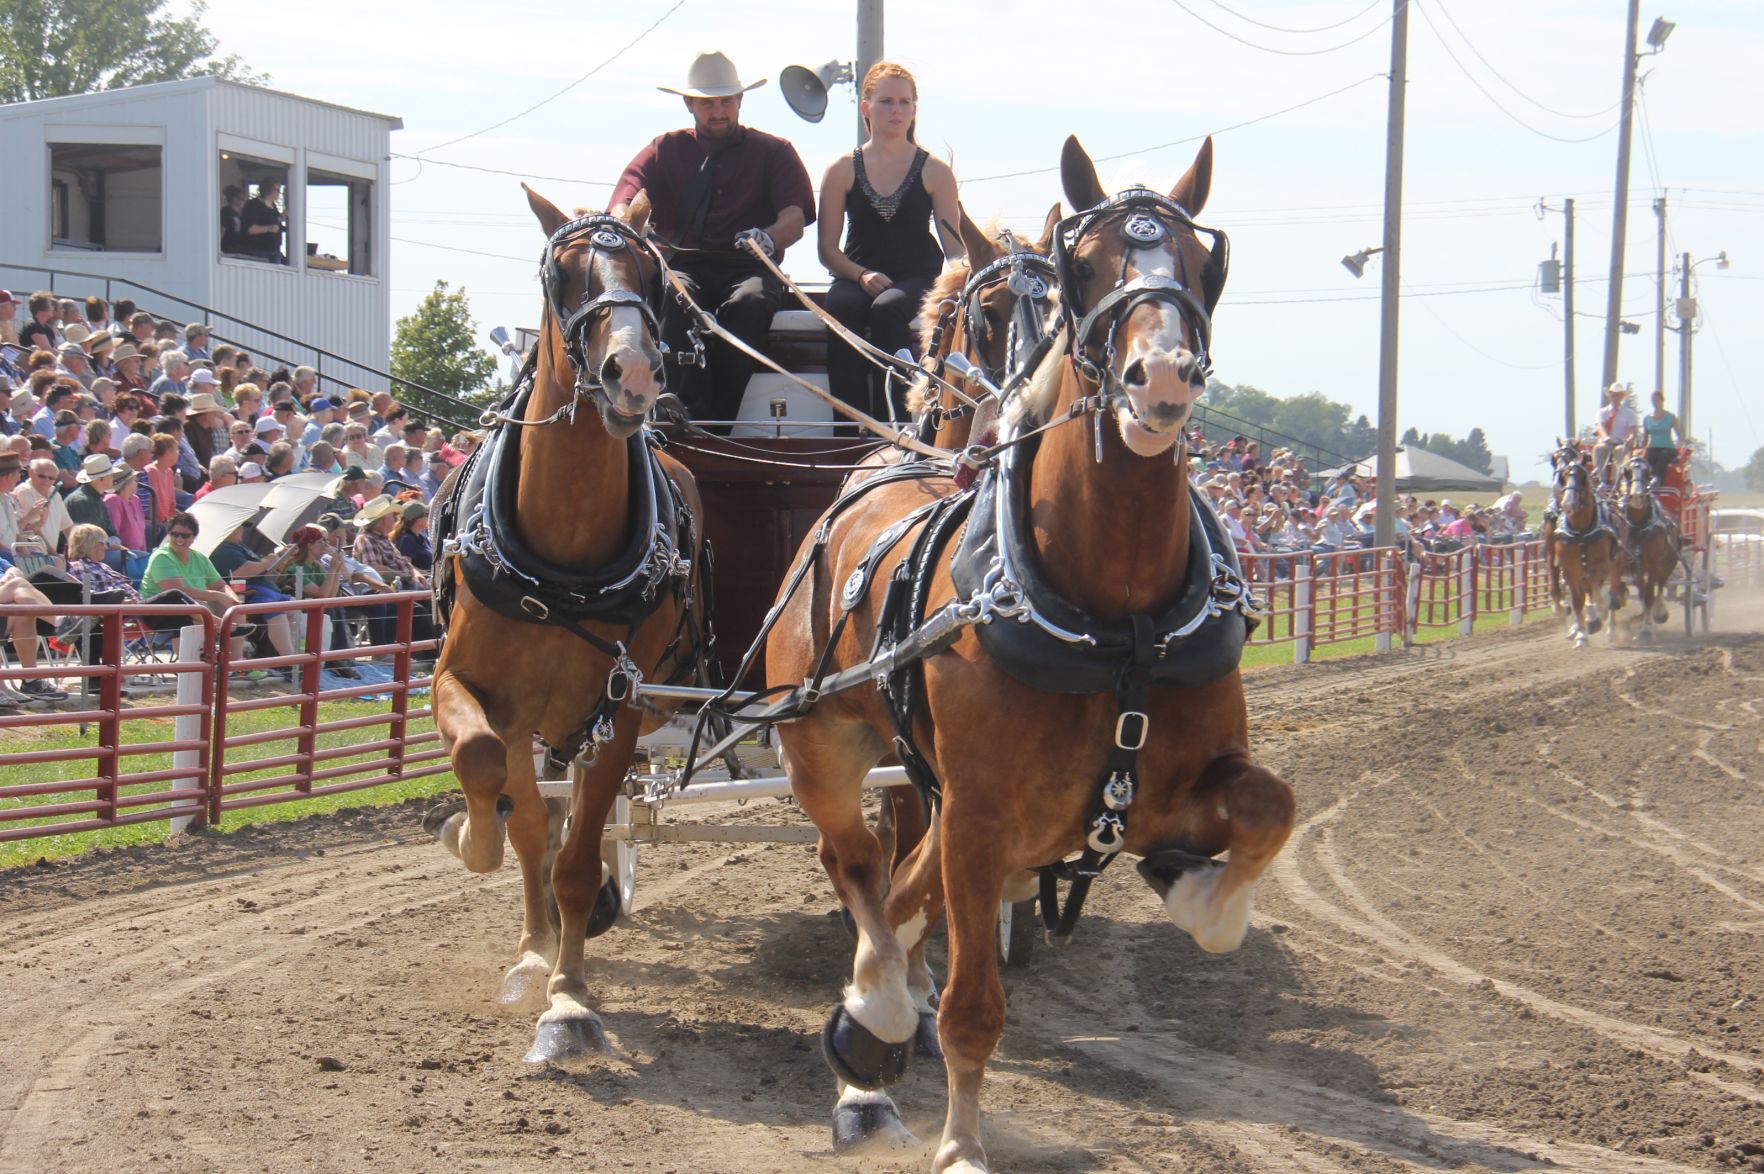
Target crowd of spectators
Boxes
[0,289,480,707]
[1184,430,1532,566]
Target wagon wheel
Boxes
[996,897,1038,968]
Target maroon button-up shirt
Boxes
[610,126,814,259]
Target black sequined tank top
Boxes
[841,147,943,282]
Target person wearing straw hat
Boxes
[64,453,118,537]
[1593,381,1639,486]
[610,50,815,424]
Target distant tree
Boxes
[390,282,499,421]
[0,0,265,103]
[1744,446,1764,493]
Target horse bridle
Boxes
[959,235,1059,388]
[1052,189,1228,404]
[538,213,667,411]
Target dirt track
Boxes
[3,595,1763,1173]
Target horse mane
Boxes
[1001,329,1068,437]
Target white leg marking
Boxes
[1162,860,1258,953]
[894,909,928,952]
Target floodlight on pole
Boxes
[1341,246,1382,278]
[1645,17,1675,51]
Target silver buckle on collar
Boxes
[519,595,550,620]
[1114,710,1149,751]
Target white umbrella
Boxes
[255,472,341,542]
[186,484,273,556]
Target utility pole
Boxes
[1561,199,1577,438]
[855,0,883,139]
[1653,196,1667,396]
[1373,0,1408,555]
[1600,0,1643,394]
[1677,251,1694,436]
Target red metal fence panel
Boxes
[206,592,447,821]
[0,604,214,843]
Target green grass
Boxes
[0,697,460,870]
[1243,607,1550,668]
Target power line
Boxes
[1412,1,1618,144]
[1204,0,1381,34]
[413,0,688,158]
[1428,0,1619,119]
[1406,279,1559,370]
[389,154,616,187]
[964,73,1387,184]
[1167,0,1397,56]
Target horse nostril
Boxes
[1122,358,1148,389]
[1175,352,1199,386]
[600,354,622,386]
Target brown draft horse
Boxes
[429,187,705,1062]
[766,137,1294,1171]
[909,207,1063,453]
[1545,443,1625,647]
[1618,455,1680,642]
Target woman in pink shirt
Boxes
[147,433,179,524]
[105,465,148,551]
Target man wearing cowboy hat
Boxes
[1593,381,1638,485]
[64,453,118,538]
[610,50,815,424]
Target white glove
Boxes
[733,227,776,259]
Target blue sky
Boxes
[203,0,1764,480]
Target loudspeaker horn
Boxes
[781,60,853,124]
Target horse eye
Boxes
[1073,259,1096,282]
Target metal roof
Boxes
[0,76,402,129]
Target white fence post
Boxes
[168,623,204,837]
[1459,552,1475,637]
[1509,547,1525,627]
[1293,559,1312,664]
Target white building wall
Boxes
[0,79,397,391]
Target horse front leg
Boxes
[931,799,1008,1174]
[524,712,641,1064]
[783,722,923,1149]
[431,669,512,873]
[1139,755,1296,954]
[498,741,559,1006]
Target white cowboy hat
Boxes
[353,494,399,526]
[657,51,766,99]
[76,453,117,483]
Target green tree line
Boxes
[1205,381,1495,474]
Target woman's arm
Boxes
[922,156,966,262]
[817,156,870,284]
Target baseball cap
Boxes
[342,464,367,481]
[239,461,265,479]
[309,396,334,411]
[254,416,282,435]
[0,290,16,305]
[188,368,219,386]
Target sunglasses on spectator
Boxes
[169,530,196,540]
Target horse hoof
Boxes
[1636,627,1654,644]
[584,872,623,939]
[1586,616,1603,634]
[913,1010,941,1061]
[498,952,551,1006]
[832,1089,918,1153]
[523,1009,608,1064]
[820,1004,912,1091]
[1653,605,1669,624]
[1135,848,1217,900]
[420,798,466,841]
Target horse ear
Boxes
[622,190,652,234]
[1170,137,1214,217]
[956,206,999,269]
[1035,203,1063,253]
[1061,136,1106,212]
[523,183,569,237]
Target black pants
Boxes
[824,275,933,421]
[662,257,782,424]
[1646,447,1675,483]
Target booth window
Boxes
[305,169,373,275]
[49,143,163,252]
[218,151,291,264]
